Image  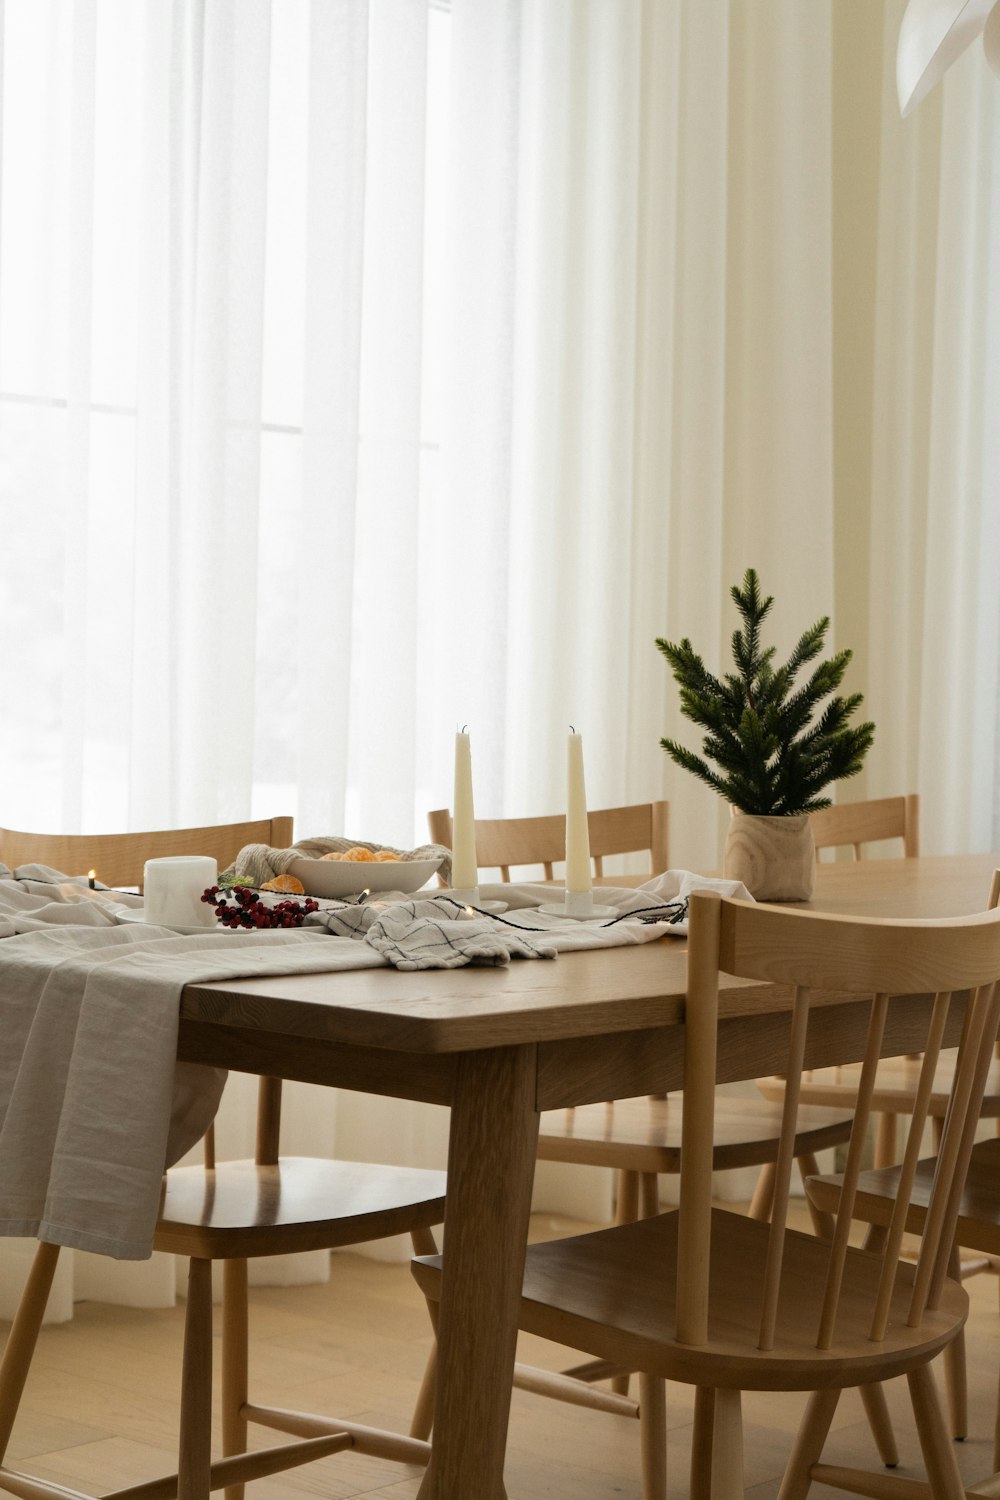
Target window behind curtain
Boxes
[0,0,451,840]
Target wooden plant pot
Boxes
[723,812,815,901]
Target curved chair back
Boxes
[0,816,293,890]
[810,794,919,862]
[427,801,669,882]
[680,889,1000,1353]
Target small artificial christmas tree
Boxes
[656,569,875,817]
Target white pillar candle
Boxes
[143,856,219,928]
[565,730,592,894]
[451,730,479,892]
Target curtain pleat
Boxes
[60,0,97,830]
[867,1,1000,853]
[176,0,270,824]
[295,0,369,836]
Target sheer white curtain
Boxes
[865,0,1000,854]
[437,0,835,874]
[0,0,838,873]
[0,0,840,1308]
[4,0,996,1314]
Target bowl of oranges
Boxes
[288,846,442,899]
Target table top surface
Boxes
[180,851,1000,1056]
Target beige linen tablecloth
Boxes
[0,866,390,1259]
[0,865,747,1261]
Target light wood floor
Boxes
[4,1213,1000,1499]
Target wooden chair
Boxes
[0,820,445,1499]
[796,866,1000,1478]
[426,804,864,1500]
[0,815,295,889]
[811,793,920,862]
[414,890,1000,1500]
[760,797,1000,1440]
[426,800,670,883]
[761,795,925,1169]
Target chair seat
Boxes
[414,1209,966,1392]
[759,1050,1000,1118]
[156,1157,447,1259]
[808,1135,1000,1257]
[536,1096,856,1172]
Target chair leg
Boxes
[858,1383,899,1468]
[611,1172,639,1397]
[410,1340,438,1443]
[776,1387,841,1500]
[178,1257,214,1500]
[409,1225,440,1441]
[874,1111,897,1169]
[748,1162,776,1222]
[639,1173,660,1220]
[690,1388,715,1500]
[863,1223,889,1254]
[616,1168,639,1225]
[994,1364,1000,1472]
[906,1362,965,1500]
[943,1246,967,1440]
[222,1259,249,1500]
[943,1328,968,1442]
[0,1242,62,1464]
[638,1373,666,1500]
[710,1388,744,1499]
[795,1154,835,1239]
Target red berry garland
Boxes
[201,885,319,930]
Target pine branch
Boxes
[657,569,875,816]
[659,738,734,801]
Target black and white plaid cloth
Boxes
[309,897,557,969]
[305,869,755,970]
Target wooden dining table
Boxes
[174,851,1000,1498]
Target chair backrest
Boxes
[0,817,295,1171]
[426,802,669,882]
[0,816,294,890]
[679,888,1000,1353]
[810,794,919,862]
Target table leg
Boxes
[417,1043,539,1500]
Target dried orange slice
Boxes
[260,873,306,894]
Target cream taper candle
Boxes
[565,729,592,894]
[451,729,478,892]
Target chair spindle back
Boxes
[427,802,670,884]
[680,889,1000,1360]
[810,794,919,863]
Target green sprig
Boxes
[656,569,875,816]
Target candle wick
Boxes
[569,725,575,734]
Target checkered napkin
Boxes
[308,897,557,970]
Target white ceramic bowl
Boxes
[288,856,441,900]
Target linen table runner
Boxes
[0,865,748,1261]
